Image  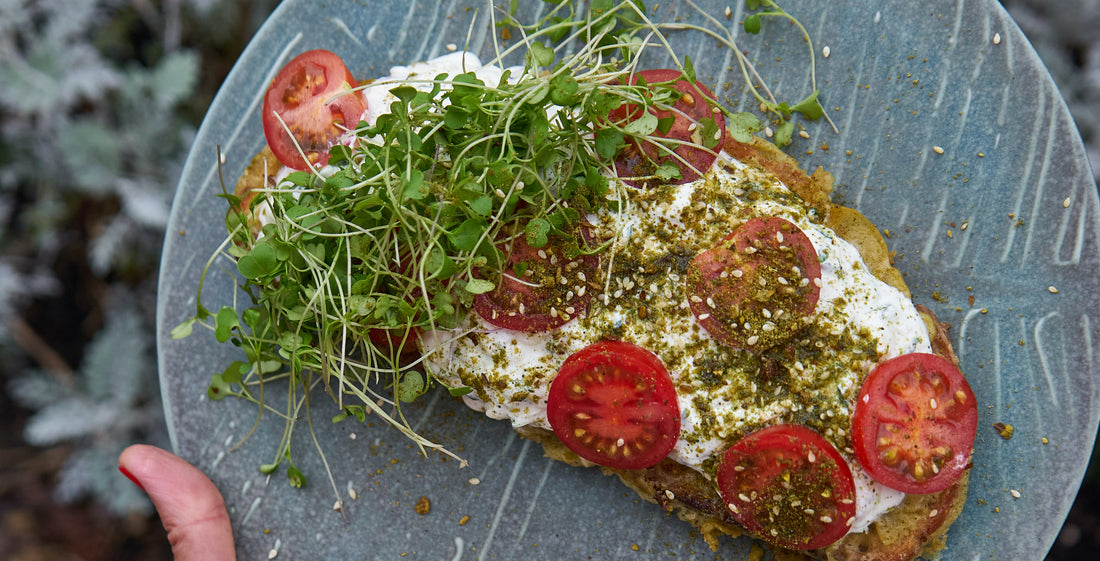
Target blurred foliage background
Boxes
[0,0,1096,559]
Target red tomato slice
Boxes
[686,217,821,349]
[715,425,857,550]
[262,49,366,170]
[851,353,977,494]
[610,69,726,187]
[473,228,598,333]
[547,340,680,469]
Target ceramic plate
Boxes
[158,1,1099,559]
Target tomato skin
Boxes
[687,217,821,349]
[852,353,977,494]
[262,49,366,170]
[473,228,598,333]
[715,424,857,550]
[547,340,680,470]
[610,69,726,187]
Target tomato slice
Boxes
[686,217,821,349]
[609,69,726,187]
[472,228,598,333]
[715,425,857,550]
[547,340,680,469]
[851,353,977,494]
[262,49,366,170]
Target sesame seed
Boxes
[469,477,481,485]
[732,269,744,278]
[446,43,458,51]
[807,450,816,463]
[929,509,939,518]
[537,249,547,259]
[698,313,711,320]
[706,297,716,308]
[823,45,831,58]
[993,32,1002,45]
[725,6,732,18]
[799,130,810,139]
[746,335,759,346]
[776,231,784,243]
[1010,489,1021,498]
[930,398,938,409]
[1049,286,1059,294]
[820,515,833,523]
[846,517,855,527]
[739,493,751,502]
[687,122,698,132]
[690,295,703,303]
[665,489,676,500]
[932,145,945,154]
[804,508,815,515]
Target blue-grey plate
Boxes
[158,1,1099,559]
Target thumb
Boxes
[119,444,236,561]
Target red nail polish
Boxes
[119,465,145,491]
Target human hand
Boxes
[119,444,236,561]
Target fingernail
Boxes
[119,465,145,491]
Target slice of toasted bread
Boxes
[235,129,969,561]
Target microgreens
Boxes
[174,0,829,497]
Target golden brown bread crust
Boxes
[518,136,970,560]
[234,146,282,236]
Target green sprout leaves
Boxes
[737,0,831,146]
[183,0,833,490]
